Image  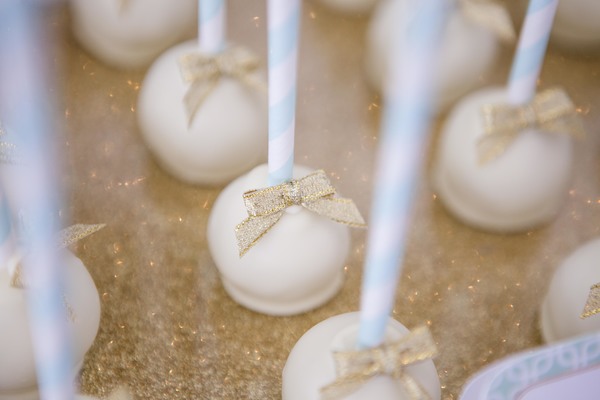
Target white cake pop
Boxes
[137,41,268,185]
[315,0,379,15]
[69,0,197,69]
[432,87,575,232]
[540,238,600,343]
[282,312,441,400]
[0,250,101,400]
[551,0,600,51]
[365,0,509,112]
[207,164,365,316]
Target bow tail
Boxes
[320,370,377,400]
[304,197,366,228]
[396,373,432,400]
[235,212,284,257]
[476,129,519,165]
[184,78,219,127]
[461,1,515,42]
[56,224,106,249]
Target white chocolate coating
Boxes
[207,164,350,316]
[0,251,101,399]
[541,238,600,343]
[316,0,379,15]
[282,312,441,400]
[70,0,197,69]
[137,41,268,186]
[432,87,573,232]
[551,0,600,51]
[365,0,499,112]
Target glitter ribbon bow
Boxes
[320,325,438,400]
[118,0,130,14]
[10,223,106,289]
[235,170,366,257]
[459,0,515,43]
[179,46,263,126]
[459,0,516,43]
[581,283,600,319]
[478,88,584,164]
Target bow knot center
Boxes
[519,104,538,130]
[283,181,303,206]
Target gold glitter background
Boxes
[37,1,600,399]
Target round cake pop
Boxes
[551,0,600,51]
[207,164,359,316]
[0,250,101,400]
[432,87,574,232]
[315,0,379,15]
[365,0,503,112]
[540,238,600,343]
[69,0,197,69]
[282,312,441,400]
[137,41,268,185]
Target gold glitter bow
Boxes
[9,223,106,289]
[478,88,584,164]
[0,122,20,164]
[320,325,438,400]
[581,283,600,319]
[179,46,264,126]
[459,0,515,43]
[235,170,366,257]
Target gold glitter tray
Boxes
[46,1,600,399]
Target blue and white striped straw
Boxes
[507,0,559,105]
[0,2,73,399]
[199,0,226,54]
[267,0,301,186]
[0,195,12,265]
[358,0,446,349]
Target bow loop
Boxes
[179,47,263,126]
[478,88,584,164]
[321,325,438,400]
[235,170,365,257]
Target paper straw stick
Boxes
[199,0,226,54]
[0,195,12,266]
[267,0,301,186]
[358,0,446,349]
[507,0,559,105]
[0,2,73,400]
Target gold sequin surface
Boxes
[29,2,600,399]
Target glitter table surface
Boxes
[39,1,600,399]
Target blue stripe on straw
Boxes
[269,89,297,138]
[528,0,555,13]
[268,5,301,66]
[509,36,550,81]
[268,157,295,186]
[0,198,10,243]
[199,0,223,23]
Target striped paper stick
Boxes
[267,0,301,186]
[0,2,74,400]
[199,0,226,54]
[0,195,12,265]
[358,0,446,349]
[507,0,559,105]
